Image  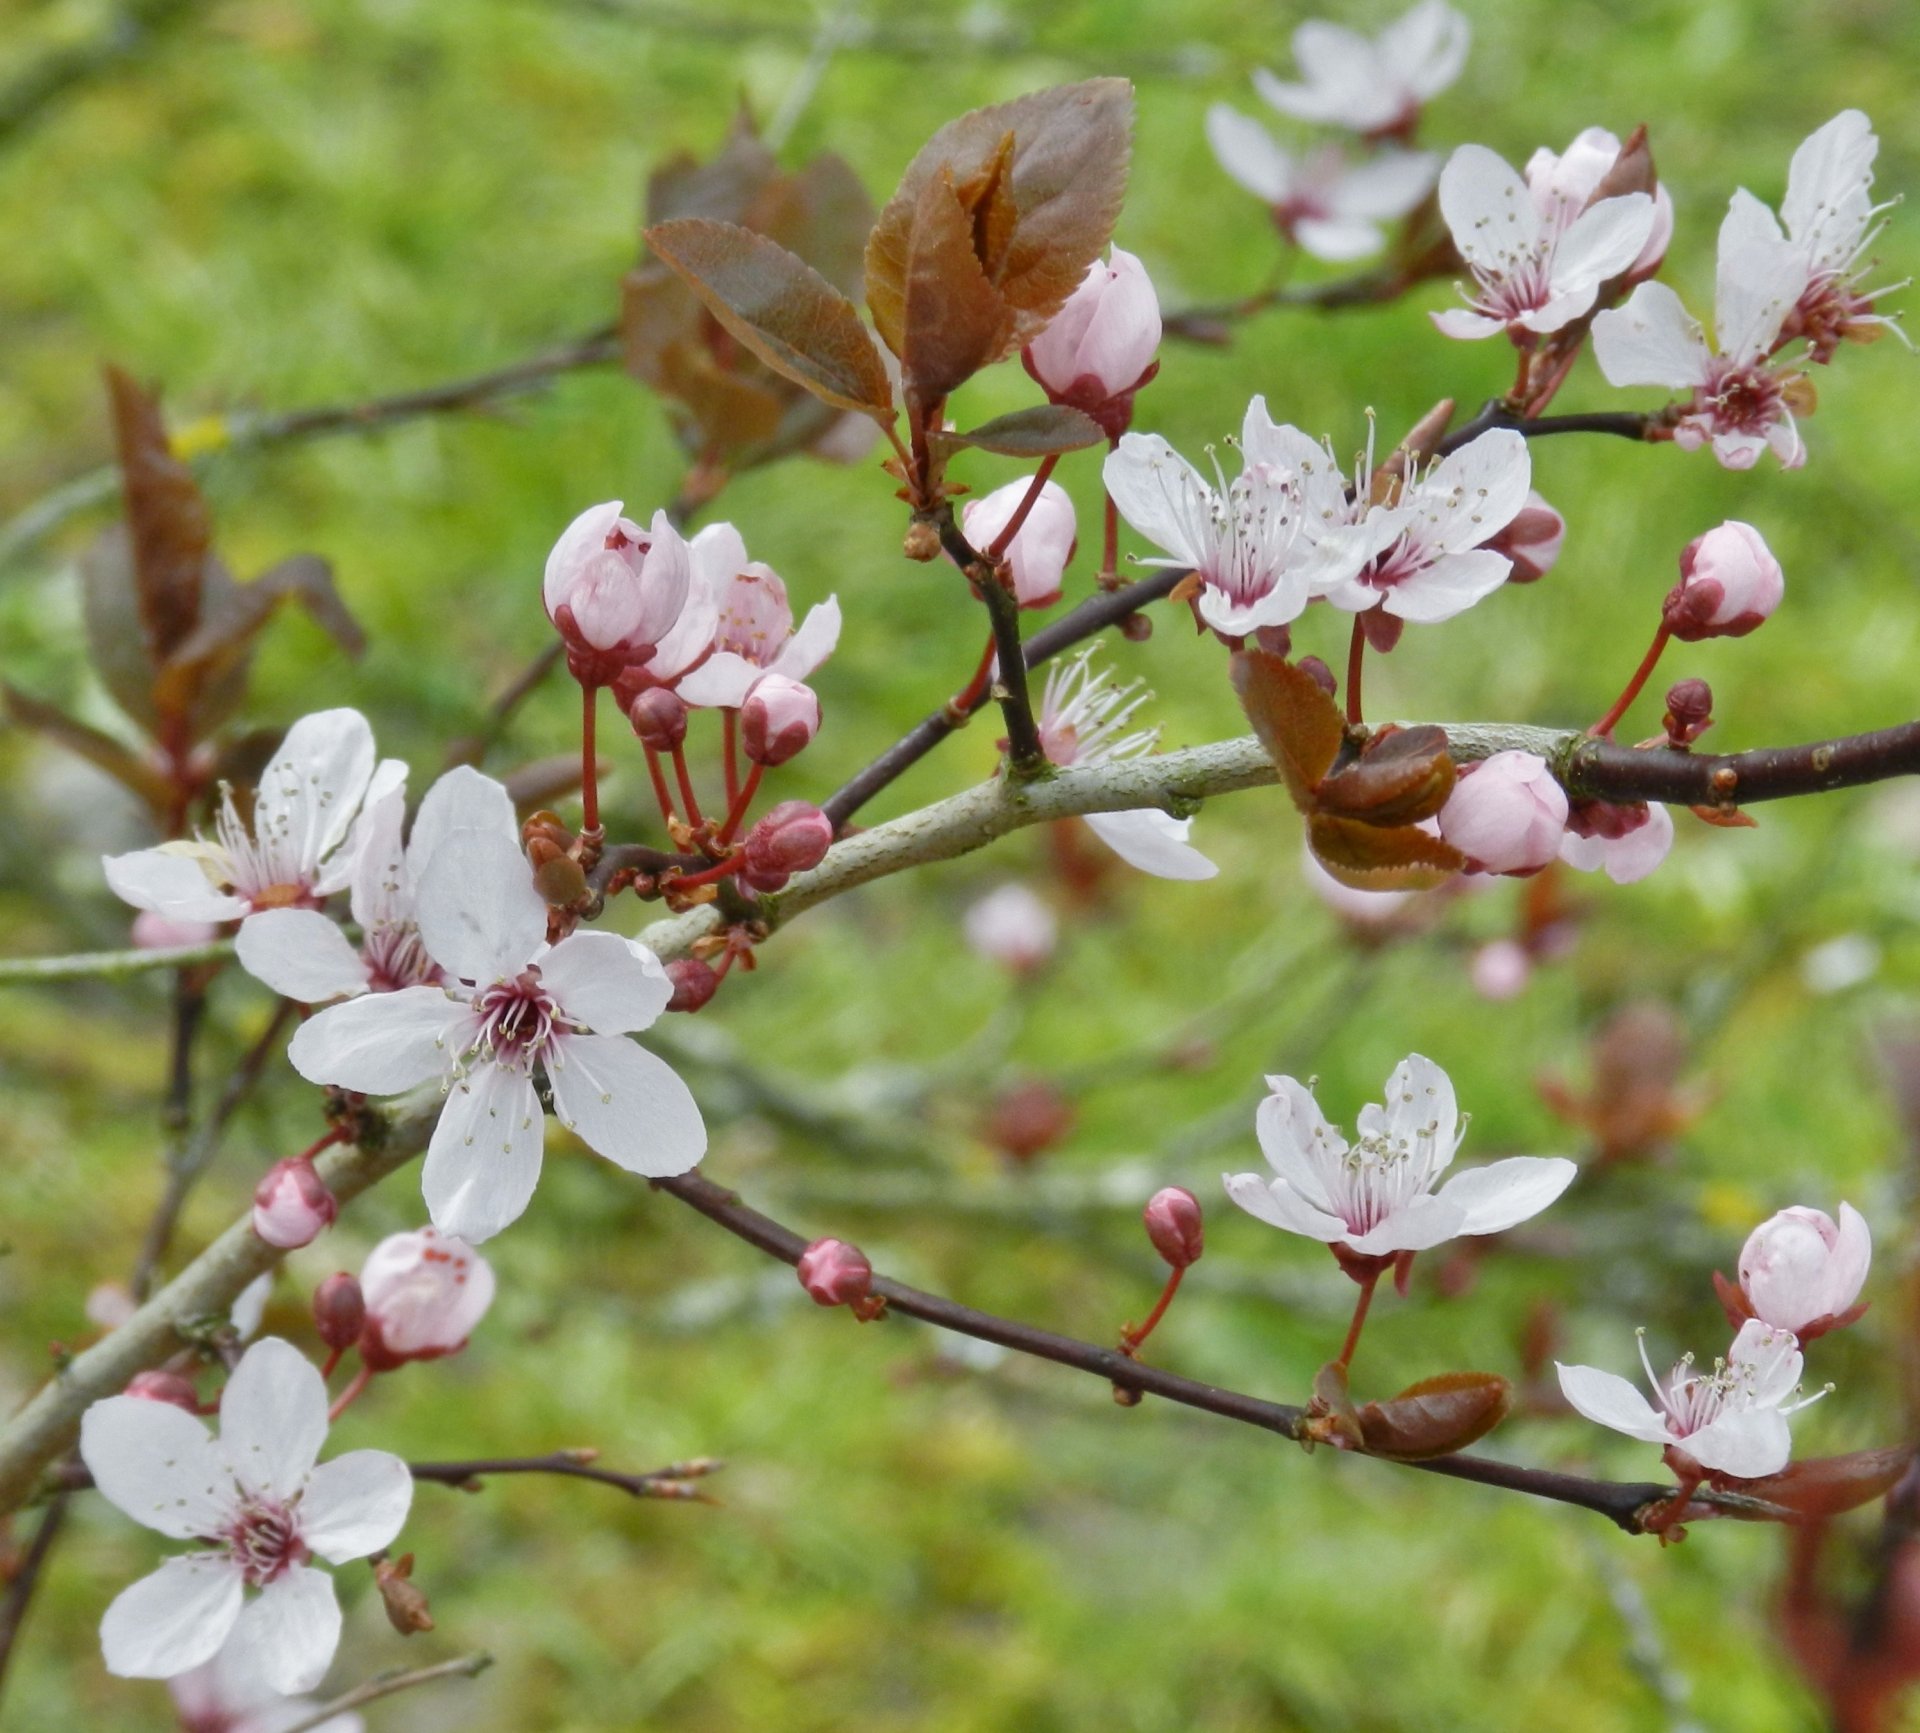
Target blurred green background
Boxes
[3,0,1919,1726]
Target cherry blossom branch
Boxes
[274,1652,494,1733]
[0,938,234,984]
[927,508,1048,775]
[406,1450,723,1502]
[1432,397,1665,459]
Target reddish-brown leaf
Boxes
[748,150,875,300]
[1303,1360,1365,1451]
[1731,1447,1915,1522]
[103,365,209,665]
[899,170,1017,402]
[1316,724,1457,827]
[1357,1371,1512,1461]
[645,219,895,421]
[937,404,1105,460]
[2,682,173,815]
[645,110,778,226]
[1308,814,1466,891]
[80,525,165,731]
[1230,648,1344,809]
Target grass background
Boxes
[2,0,1919,1726]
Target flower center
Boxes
[470,970,562,1072]
[1697,357,1785,435]
[226,1497,307,1587]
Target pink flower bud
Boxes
[312,1272,367,1353]
[1665,521,1784,641]
[737,864,790,894]
[130,911,220,951]
[124,1369,199,1410]
[628,686,689,750]
[1663,678,1714,746]
[1738,1203,1871,1337]
[1143,1187,1204,1269]
[740,674,821,766]
[962,478,1079,609]
[964,883,1058,973]
[1559,799,1674,884]
[1025,247,1163,412]
[252,1157,337,1250]
[358,1226,495,1371]
[1436,751,1569,875]
[1470,938,1532,1001]
[665,957,721,1013]
[742,800,833,878]
[1489,491,1565,584]
[543,500,694,686]
[797,1237,878,1315]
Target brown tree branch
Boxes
[274,1652,493,1733]
[407,1450,723,1502]
[0,1488,69,1701]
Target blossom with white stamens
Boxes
[1251,0,1470,139]
[104,710,401,931]
[1432,143,1656,341]
[1033,649,1217,882]
[670,524,840,709]
[79,1337,412,1691]
[1206,107,1436,262]
[1225,1054,1575,1256]
[287,827,705,1243]
[1557,1318,1828,1479]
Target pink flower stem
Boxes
[320,1347,344,1381]
[716,763,764,846]
[326,1363,374,1423]
[1101,487,1121,588]
[947,631,999,718]
[579,684,600,834]
[1345,617,1367,726]
[1119,1266,1186,1357]
[1588,624,1672,738]
[294,1125,349,1167]
[673,855,746,892]
[983,454,1060,561]
[722,709,741,808]
[1334,1269,1382,1372]
[641,745,679,829]
[669,745,705,829]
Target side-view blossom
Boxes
[1557,1318,1825,1479]
[1664,520,1784,640]
[171,1645,364,1733]
[965,882,1059,973]
[1034,649,1218,881]
[543,500,694,687]
[1559,799,1674,884]
[79,1337,412,1690]
[1023,246,1162,426]
[105,709,401,930]
[1486,489,1565,584]
[236,765,517,1004]
[1436,752,1568,876]
[670,524,840,709]
[1252,0,1469,138]
[740,673,822,767]
[962,477,1079,609]
[288,825,706,1242]
[1224,1054,1576,1256]
[358,1225,497,1369]
[1737,1203,1871,1337]
[1205,106,1436,261]
[1433,143,1655,340]
[1525,126,1673,279]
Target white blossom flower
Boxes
[1024,247,1163,406]
[1205,107,1437,261]
[1525,126,1673,279]
[1557,1318,1827,1478]
[235,766,516,1005]
[1035,649,1217,882]
[1225,1054,1575,1255]
[1738,1203,1871,1336]
[1432,143,1656,340]
[287,826,705,1242]
[359,1226,496,1368]
[170,1644,363,1733]
[671,524,840,709]
[1559,800,1675,884]
[964,882,1059,973]
[80,1338,412,1691]
[105,711,401,930]
[1251,0,1469,138]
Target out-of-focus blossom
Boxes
[543,501,694,686]
[1251,0,1470,139]
[1034,649,1217,881]
[1205,108,1436,261]
[671,525,840,709]
[1738,1204,1871,1337]
[1470,938,1532,1000]
[964,883,1059,973]
[288,827,704,1243]
[1559,800,1674,884]
[1801,934,1882,995]
[170,1645,365,1733]
[80,1338,412,1690]
[1664,521,1784,640]
[358,1226,496,1369]
[962,477,1079,608]
[1024,248,1162,422]
[1225,1054,1576,1256]
[1557,1319,1824,1479]
[740,673,822,767]
[132,912,221,951]
[1432,144,1654,340]
[1436,751,1568,875]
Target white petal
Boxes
[1591,284,1710,389]
[254,710,377,875]
[1330,150,1438,220]
[1103,435,1213,571]
[1437,144,1541,274]
[103,849,246,923]
[1436,1156,1577,1235]
[1714,190,1803,361]
[288,986,461,1095]
[81,1396,235,1539]
[230,1273,272,1343]
[219,1339,328,1503]
[421,1062,545,1242]
[406,766,518,882]
[298,1451,414,1563]
[1550,193,1656,294]
[345,782,408,931]
[1782,109,1877,273]
[1083,809,1219,880]
[1346,1195,1466,1255]
[1293,214,1386,263]
[1383,550,1514,622]
[1205,105,1294,204]
[1222,1172,1347,1241]
[772,595,842,683]
[537,931,674,1034]
[1384,0,1469,100]
[1728,1318,1804,1407]
[1430,307,1509,341]
[1409,428,1531,555]
[1375,1054,1459,1171]
[414,827,546,984]
[226,1565,341,1696]
[1683,1409,1792,1480]
[548,1033,706,1178]
[1601,804,1674,884]
[675,651,762,709]
[1555,1363,1672,1444]
[1255,1074,1347,1206]
[235,910,369,1004]
[1830,1203,1873,1315]
[100,1556,243,1680]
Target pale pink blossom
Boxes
[1035,650,1217,881]
[741,801,833,879]
[1470,938,1532,1000]
[1559,800,1674,884]
[1525,126,1673,280]
[1486,489,1565,584]
[132,912,221,951]
[1664,520,1783,640]
[740,673,821,767]
[1144,1186,1205,1269]
[80,1337,412,1690]
[251,1160,336,1251]
[105,710,402,930]
[1557,1319,1826,1478]
[170,1645,364,1733]
[1738,1203,1871,1336]
[1251,0,1469,138]
[1024,247,1162,409]
[236,766,516,1006]
[1205,108,1435,261]
[965,883,1059,974]
[1432,143,1655,340]
[288,827,705,1243]
[543,500,694,686]
[669,524,839,708]
[1436,751,1568,875]
[359,1226,496,1369]
[962,477,1079,608]
[1225,1055,1575,1256]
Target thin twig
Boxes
[928,508,1047,775]
[275,1653,493,1733]
[407,1450,723,1501]
[0,1487,69,1703]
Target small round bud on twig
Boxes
[903,520,942,562]
[1662,678,1714,746]
[797,1237,884,1320]
[743,801,833,879]
[1143,1187,1205,1269]
[665,957,721,1013]
[252,1157,338,1250]
[313,1272,367,1353]
[629,687,689,751]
